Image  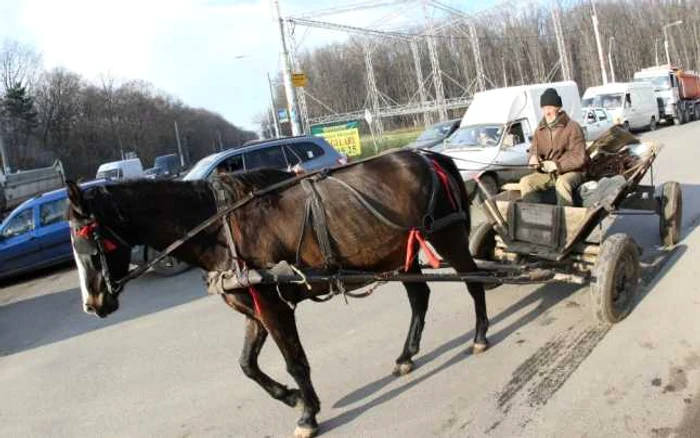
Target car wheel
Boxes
[649,116,657,131]
[149,248,191,276]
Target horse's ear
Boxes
[66,180,85,215]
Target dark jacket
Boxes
[530,111,589,174]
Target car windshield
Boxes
[582,94,623,109]
[183,155,218,180]
[416,122,455,141]
[445,125,503,148]
[96,168,121,180]
[634,75,670,90]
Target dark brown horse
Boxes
[66,149,489,438]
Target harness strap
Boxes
[212,177,242,275]
[300,178,337,270]
[326,176,408,231]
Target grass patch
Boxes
[356,128,422,160]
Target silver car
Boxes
[581,108,614,141]
[184,136,347,181]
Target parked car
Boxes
[145,154,182,180]
[442,81,583,200]
[184,136,347,181]
[582,82,659,131]
[405,119,461,150]
[0,180,108,279]
[581,107,614,141]
[96,158,145,181]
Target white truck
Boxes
[96,158,144,181]
[442,81,583,198]
[633,64,700,125]
[0,160,66,215]
[582,82,659,131]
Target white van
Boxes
[96,159,144,181]
[582,82,659,131]
[442,81,582,195]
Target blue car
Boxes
[0,180,108,279]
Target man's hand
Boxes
[528,155,539,166]
[540,160,558,174]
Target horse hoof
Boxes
[473,343,489,354]
[294,425,318,438]
[392,361,414,376]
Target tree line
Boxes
[262,0,700,135]
[0,40,256,180]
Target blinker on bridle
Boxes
[74,220,125,297]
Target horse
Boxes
[65,149,489,438]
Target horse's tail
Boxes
[417,149,472,233]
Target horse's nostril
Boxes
[84,304,95,313]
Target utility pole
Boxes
[469,23,485,92]
[267,72,281,138]
[363,41,384,137]
[591,0,608,84]
[410,38,432,127]
[423,0,447,121]
[608,37,616,83]
[663,20,683,67]
[655,38,660,66]
[273,0,301,136]
[552,0,571,80]
[174,121,186,168]
[0,135,7,174]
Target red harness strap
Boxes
[405,229,441,271]
[430,159,457,210]
[77,223,118,252]
[404,159,460,271]
[248,286,263,316]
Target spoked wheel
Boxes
[469,221,500,291]
[590,234,641,324]
[151,249,191,276]
[658,181,682,248]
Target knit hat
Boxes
[540,88,563,108]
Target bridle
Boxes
[73,219,130,297]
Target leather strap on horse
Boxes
[300,175,337,270]
[212,177,244,276]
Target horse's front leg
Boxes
[257,289,320,438]
[239,316,302,408]
[394,258,431,376]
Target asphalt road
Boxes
[2,122,700,438]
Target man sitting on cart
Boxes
[519,88,589,206]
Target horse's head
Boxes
[66,181,133,318]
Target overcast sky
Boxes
[0,0,492,133]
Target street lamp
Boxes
[608,37,616,83]
[663,20,683,66]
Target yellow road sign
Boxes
[292,72,307,87]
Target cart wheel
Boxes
[469,221,500,291]
[150,249,191,276]
[475,174,498,205]
[590,234,640,324]
[658,181,682,247]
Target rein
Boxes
[112,170,323,290]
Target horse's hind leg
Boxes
[430,224,490,353]
[394,258,431,376]
[239,317,302,408]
